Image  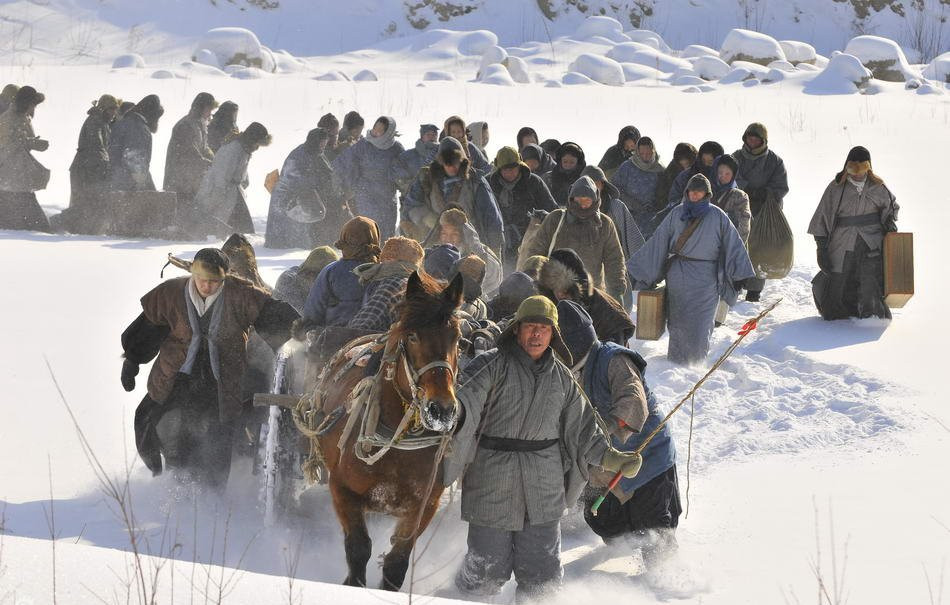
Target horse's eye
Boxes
[407,333,420,344]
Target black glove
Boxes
[121,359,139,392]
[815,237,832,273]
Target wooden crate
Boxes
[636,287,667,340]
[884,232,914,308]
[106,190,179,237]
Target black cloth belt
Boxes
[478,436,560,452]
[836,212,880,227]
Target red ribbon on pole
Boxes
[738,319,758,336]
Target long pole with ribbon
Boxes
[590,298,782,516]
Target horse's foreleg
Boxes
[380,493,442,591]
[331,483,371,587]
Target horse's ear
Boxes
[406,270,424,298]
[443,272,464,309]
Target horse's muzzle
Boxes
[421,398,459,433]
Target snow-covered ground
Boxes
[2,11,949,605]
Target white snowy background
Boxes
[0,1,948,603]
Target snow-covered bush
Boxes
[457,30,497,56]
[562,71,596,85]
[353,69,378,82]
[720,29,786,66]
[844,35,920,82]
[575,16,627,42]
[193,28,275,73]
[567,53,625,86]
[780,40,817,65]
[681,44,719,59]
[691,55,731,80]
[423,70,455,81]
[112,54,145,69]
[804,52,872,94]
[478,64,515,86]
[923,52,950,83]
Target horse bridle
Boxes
[387,336,458,407]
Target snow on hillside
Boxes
[1,6,949,605]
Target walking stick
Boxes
[590,298,782,516]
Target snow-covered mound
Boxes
[923,51,950,83]
[313,70,350,82]
[620,62,667,82]
[691,55,732,80]
[506,56,532,83]
[352,69,378,82]
[780,40,817,65]
[178,61,227,77]
[562,71,596,85]
[456,30,498,56]
[720,29,787,66]
[804,52,872,94]
[477,45,508,76]
[193,27,275,72]
[272,50,308,74]
[230,66,269,80]
[620,47,692,73]
[605,42,656,63]
[682,44,720,59]
[574,16,627,42]
[422,70,455,81]
[112,53,146,69]
[624,29,674,54]
[567,53,625,86]
[478,63,516,86]
[844,35,920,82]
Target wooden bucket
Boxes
[884,232,914,308]
[636,287,667,340]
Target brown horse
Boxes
[316,270,464,590]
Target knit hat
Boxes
[299,245,339,276]
[191,248,229,281]
[494,145,524,170]
[241,122,272,148]
[420,123,438,136]
[380,236,424,266]
[424,244,462,281]
[343,110,364,131]
[14,85,44,110]
[698,141,725,159]
[191,92,218,112]
[455,254,486,301]
[437,136,465,166]
[743,122,768,145]
[439,208,468,229]
[686,173,713,196]
[335,216,381,261]
[318,112,339,130]
[557,300,597,365]
[498,295,572,365]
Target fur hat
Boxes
[95,94,120,112]
[424,244,461,281]
[299,245,339,276]
[191,92,218,113]
[743,122,768,145]
[437,136,465,166]
[557,299,597,365]
[318,112,339,130]
[542,249,592,299]
[241,122,272,148]
[335,216,381,261]
[846,146,871,163]
[686,173,713,196]
[837,146,881,185]
[439,208,468,229]
[496,295,573,365]
[14,85,45,111]
[455,254,486,301]
[380,236,424,266]
[191,248,229,281]
[519,254,547,280]
[343,110,364,131]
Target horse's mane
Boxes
[393,271,460,334]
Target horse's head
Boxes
[393,271,464,433]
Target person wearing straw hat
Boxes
[557,300,680,568]
[446,295,642,600]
